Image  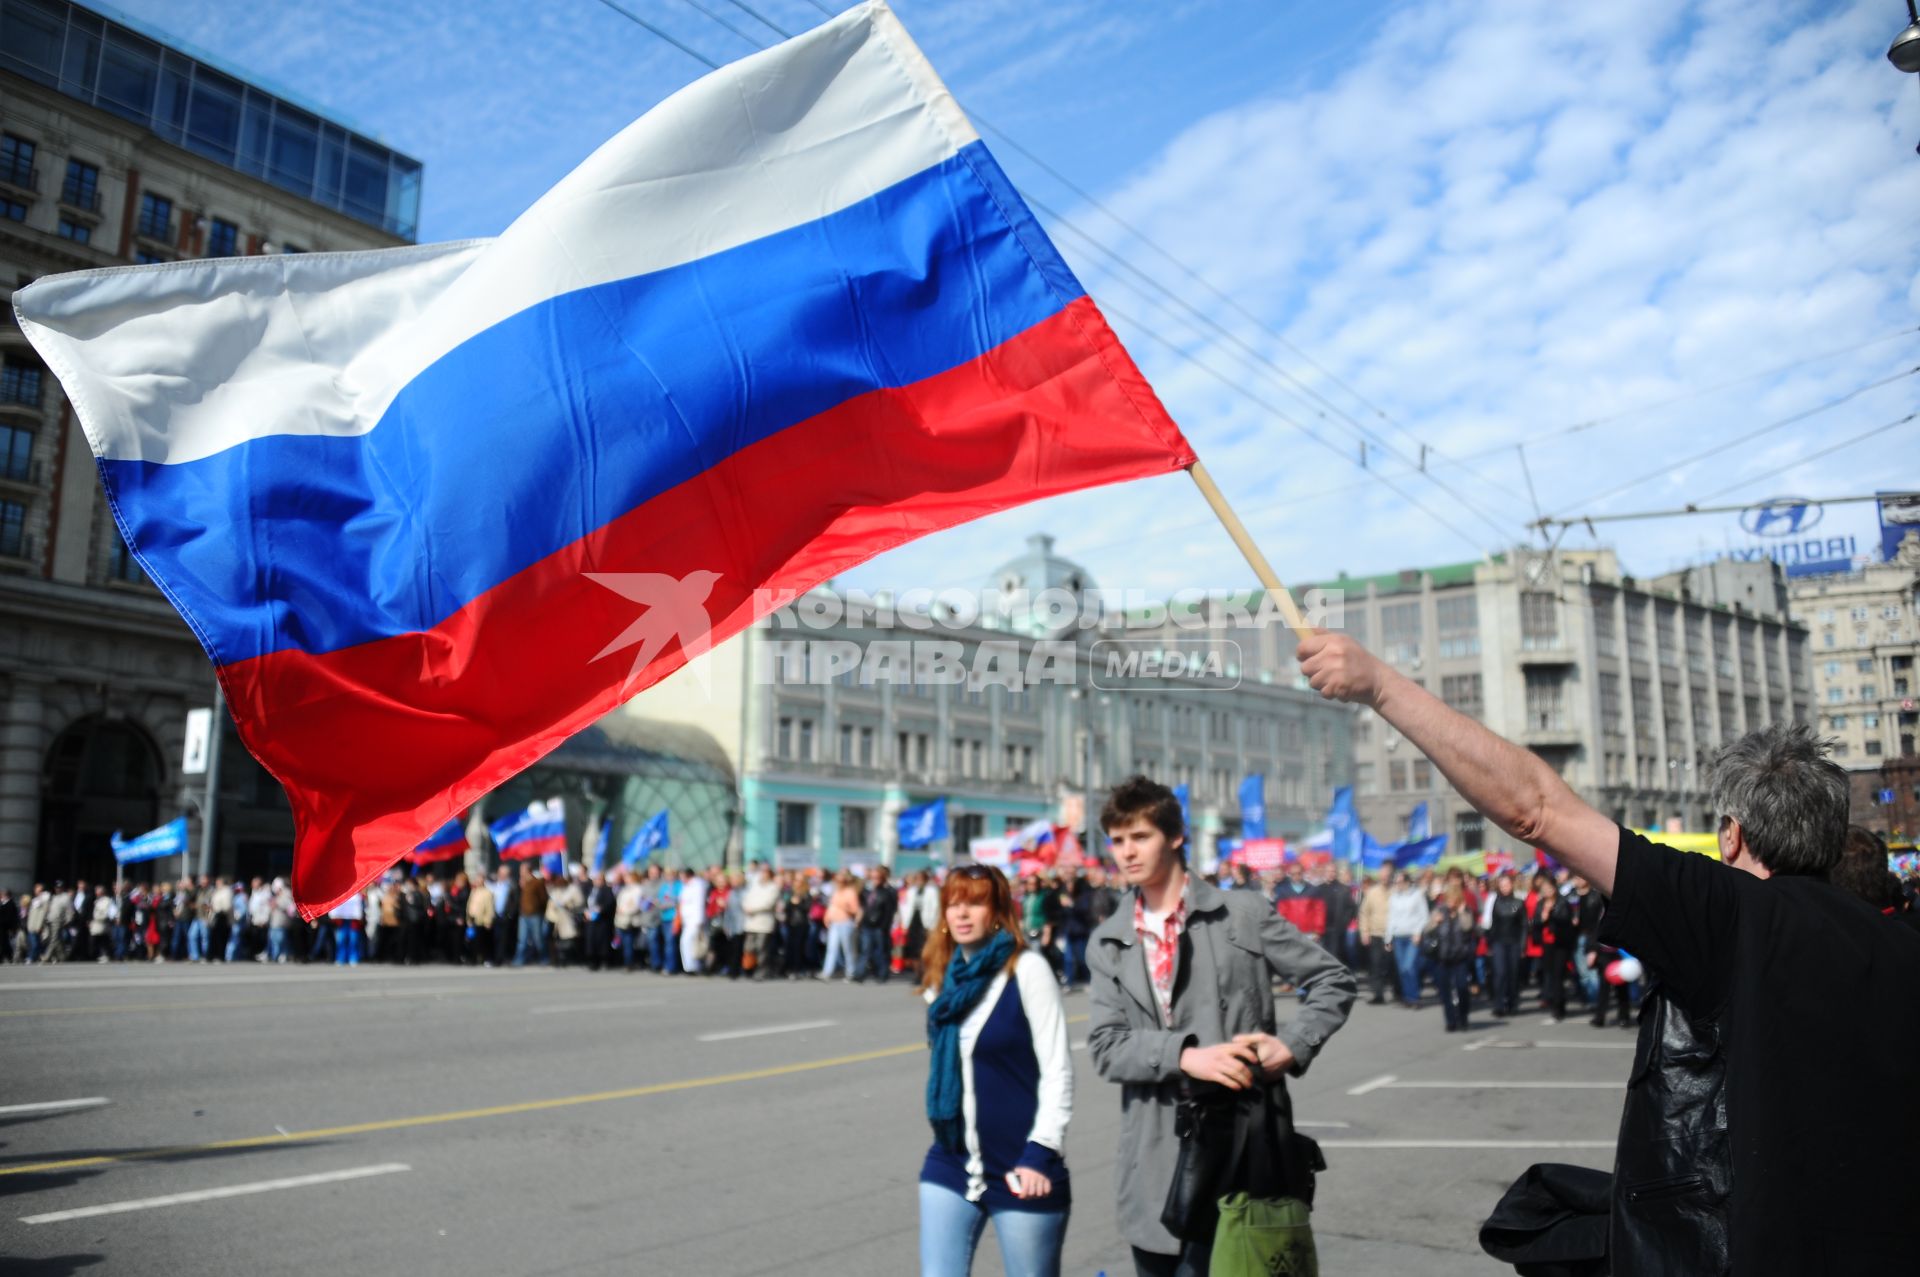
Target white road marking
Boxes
[1346,1074,1398,1096]
[1070,1039,1087,1052]
[1317,1140,1614,1150]
[697,1019,836,1042]
[0,968,519,993]
[531,999,658,1015]
[1464,1037,1635,1052]
[1294,1120,1350,1129]
[0,1097,109,1117]
[1367,1080,1621,1090]
[20,1163,411,1225]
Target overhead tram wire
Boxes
[1027,198,1522,534]
[589,0,723,69]
[1694,412,1920,505]
[645,0,1518,528]
[679,0,766,48]
[1092,294,1493,554]
[1546,363,1920,520]
[602,0,1504,555]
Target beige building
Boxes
[1789,532,1920,839]
[1313,547,1811,862]
[0,0,420,889]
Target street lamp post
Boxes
[1892,0,1920,73]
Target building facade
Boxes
[629,534,1352,871]
[1790,531,1920,841]
[1318,547,1811,861]
[0,0,420,890]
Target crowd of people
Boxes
[5,838,1917,1025]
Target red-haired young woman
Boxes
[918,864,1073,1277]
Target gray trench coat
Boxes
[1087,875,1357,1254]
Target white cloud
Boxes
[852,0,1920,598]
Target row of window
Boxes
[2,130,303,260]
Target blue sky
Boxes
[111,0,1920,597]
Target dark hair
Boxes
[1830,825,1901,911]
[1707,724,1848,877]
[1100,774,1185,854]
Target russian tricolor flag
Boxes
[490,801,567,865]
[13,1,1193,918]
[406,817,469,867]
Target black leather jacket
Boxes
[1609,984,1731,1276]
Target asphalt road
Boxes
[0,961,1633,1275]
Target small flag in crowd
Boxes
[490,799,566,865]
[1173,783,1191,837]
[111,816,189,865]
[899,799,949,850]
[587,819,610,874]
[12,0,1191,918]
[406,817,468,866]
[1406,801,1430,844]
[622,810,669,866]
[1324,786,1359,864]
[1238,774,1268,840]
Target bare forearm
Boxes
[1370,668,1618,894]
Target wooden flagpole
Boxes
[1186,461,1314,640]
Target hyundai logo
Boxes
[1740,497,1823,537]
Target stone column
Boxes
[0,678,48,891]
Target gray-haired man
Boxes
[1300,630,1920,1275]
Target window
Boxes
[839,806,869,850]
[1851,607,1870,623]
[797,719,814,760]
[134,250,168,265]
[1831,715,1849,729]
[0,133,34,187]
[971,740,984,778]
[55,217,89,243]
[1525,669,1567,731]
[61,158,99,211]
[953,812,984,849]
[1825,661,1842,677]
[1862,685,1878,702]
[1436,594,1479,658]
[838,723,854,764]
[1866,740,1883,757]
[1864,713,1880,729]
[1355,761,1375,795]
[953,737,967,777]
[0,196,25,222]
[1381,601,1421,665]
[916,733,929,770]
[1388,759,1408,792]
[1521,591,1560,649]
[1593,600,1617,656]
[0,424,31,482]
[137,191,172,240]
[776,716,793,758]
[205,216,237,257]
[1455,811,1485,853]
[0,499,22,557]
[776,801,812,846]
[1827,687,1845,704]
[860,726,874,767]
[1411,758,1432,790]
[107,532,145,583]
[1856,658,1874,674]
[1441,673,1483,720]
[0,357,43,407]
[1599,673,1623,737]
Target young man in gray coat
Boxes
[1088,775,1357,1274]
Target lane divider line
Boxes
[0,1098,109,1117]
[21,1162,411,1224]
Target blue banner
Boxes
[112,816,189,865]
[1406,801,1430,844]
[1392,834,1449,870]
[1326,786,1360,864]
[622,810,670,866]
[1173,783,1192,837]
[1238,774,1267,840]
[588,820,610,874]
[898,798,948,850]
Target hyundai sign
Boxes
[1731,496,1857,578]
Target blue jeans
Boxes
[1574,936,1600,1003]
[333,922,361,965]
[267,927,287,962]
[514,915,544,965]
[186,919,208,961]
[918,1181,1067,1277]
[821,921,856,977]
[648,923,677,973]
[226,922,247,962]
[1061,936,1088,987]
[1391,936,1422,1004]
[857,924,891,982]
[1437,958,1473,1029]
